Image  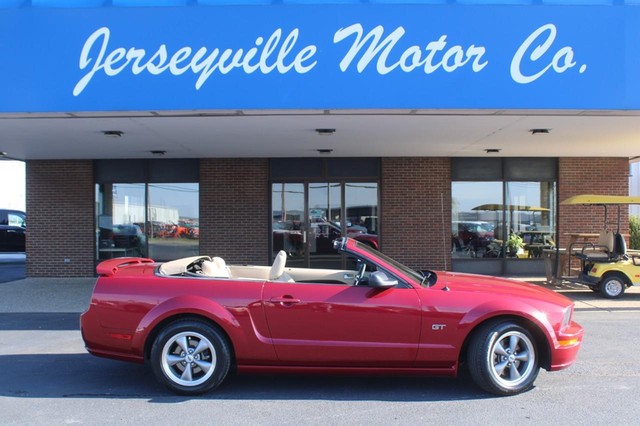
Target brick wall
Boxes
[26,160,95,277]
[381,158,451,271]
[199,159,269,265]
[558,157,630,247]
[21,156,626,278]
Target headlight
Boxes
[561,305,573,329]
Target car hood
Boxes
[434,271,571,305]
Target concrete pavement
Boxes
[0,277,95,313]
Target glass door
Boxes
[308,182,342,269]
[272,183,306,268]
[271,182,342,269]
[271,182,379,269]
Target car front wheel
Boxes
[150,320,231,395]
[468,321,539,396]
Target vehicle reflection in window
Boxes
[452,181,556,259]
[148,183,200,261]
[96,183,199,261]
[452,221,497,258]
[452,181,503,259]
[97,183,147,260]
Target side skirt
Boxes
[236,365,457,377]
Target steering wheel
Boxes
[354,260,367,286]
[187,259,203,274]
[186,257,209,275]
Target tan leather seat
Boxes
[269,250,295,282]
[201,257,230,278]
[576,229,614,262]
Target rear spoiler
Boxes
[96,257,155,277]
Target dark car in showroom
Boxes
[0,209,26,252]
[98,224,147,258]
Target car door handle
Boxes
[270,296,301,305]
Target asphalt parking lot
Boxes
[1,270,639,425]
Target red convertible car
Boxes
[81,237,583,396]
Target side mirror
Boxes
[332,237,347,251]
[368,271,398,289]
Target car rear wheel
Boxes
[599,274,626,299]
[150,320,231,395]
[468,321,539,396]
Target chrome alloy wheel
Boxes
[161,331,217,387]
[601,276,625,298]
[489,331,536,389]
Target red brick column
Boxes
[199,159,269,265]
[558,157,630,248]
[26,160,95,277]
[381,158,451,271]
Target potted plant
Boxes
[506,233,524,257]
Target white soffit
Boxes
[0,110,639,160]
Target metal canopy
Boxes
[561,195,640,205]
[472,204,550,212]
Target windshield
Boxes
[351,240,424,285]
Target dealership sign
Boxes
[74,23,581,95]
[0,4,638,111]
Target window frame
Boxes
[451,157,558,276]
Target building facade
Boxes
[2,1,638,278]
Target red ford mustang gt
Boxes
[81,237,583,396]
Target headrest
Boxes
[269,250,287,280]
[201,257,230,278]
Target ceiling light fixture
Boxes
[315,128,336,136]
[485,148,501,154]
[102,130,124,138]
[530,128,550,135]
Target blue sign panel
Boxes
[0,4,638,112]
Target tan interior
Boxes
[158,255,358,285]
[226,265,357,285]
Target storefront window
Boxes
[451,158,557,275]
[452,181,556,261]
[94,159,199,262]
[96,183,199,261]
[505,182,556,259]
[96,183,147,259]
[452,182,503,259]
[148,183,199,260]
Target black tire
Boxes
[599,274,627,299]
[150,320,231,395]
[468,320,539,396]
